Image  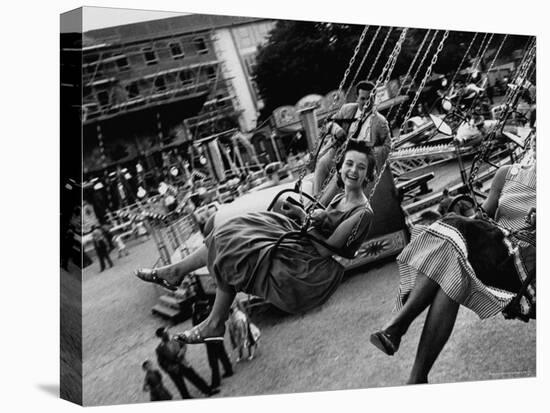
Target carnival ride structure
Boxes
[98,26,535,321]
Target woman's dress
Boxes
[395,164,536,319]
[205,193,373,314]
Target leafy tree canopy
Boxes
[254,21,532,120]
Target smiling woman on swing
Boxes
[135,139,375,343]
[370,140,536,384]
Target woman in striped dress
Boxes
[370,160,536,384]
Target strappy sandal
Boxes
[176,325,225,345]
[134,268,179,291]
[370,331,400,356]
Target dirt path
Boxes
[82,240,535,406]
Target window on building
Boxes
[154,76,166,92]
[96,90,110,107]
[114,54,130,71]
[243,55,257,76]
[236,27,253,49]
[126,82,140,99]
[142,47,158,65]
[193,37,209,54]
[206,66,217,80]
[169,42,185,59]
[179,70,193,86]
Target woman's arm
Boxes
[309,208,373,257]
[480,165,510,218]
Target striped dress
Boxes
[395,164,536,319]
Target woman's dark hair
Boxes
[335,139,376,188]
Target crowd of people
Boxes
[130,74,535,395]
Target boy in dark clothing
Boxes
[92,226,113,271]
[155,327,219,399]
[142,360,172,402]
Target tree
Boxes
[254,21,364,119]
[253,22,533,120]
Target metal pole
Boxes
[297,106,319,153]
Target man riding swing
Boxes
[314,81,391,204]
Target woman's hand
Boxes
[310,209,327,227]
[281,198,306,222]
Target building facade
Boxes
[81,14,275,179]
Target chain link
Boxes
[304,25,370,185]
[449,32,479,87]
[483,34,508,88]
[345,26,382,98]
[334,25,370,108]
[343,29,448,246]
[467,40,536,229]
[366,27,394,81]
[391,29,439,126]
[455,33,493,109]
[344,28,410,246]
[387,29,432,124]
[346,32,451,248]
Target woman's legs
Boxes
[186,286,236,339]
[153,245,208,285]
[407,289,459,384]
[382,273,440,340]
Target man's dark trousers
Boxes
[207,341,233,388]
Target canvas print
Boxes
[60,6,536,406]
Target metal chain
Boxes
[345,26,382,98]
[467,41,536,226]
[303,25,369,183]
[464,34,508,115]
[362,31,449,216]
[449,32,479,87]
[358,31,450,245]
[455,33,493,108]
[345,28,410,246]
[302,28,409,246]
[396,31,449,142]
[482,34,508,88]
[387,28,432,125]
[366,27,394,81]
[334,25,370,109]
[391,29,439,126]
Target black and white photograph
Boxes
[0,1,541,412]
[57,4,540,407]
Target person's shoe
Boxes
[176,324,225,345]
[222,371,233,378]
[370,330,401,356]
[134,268,179,291]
